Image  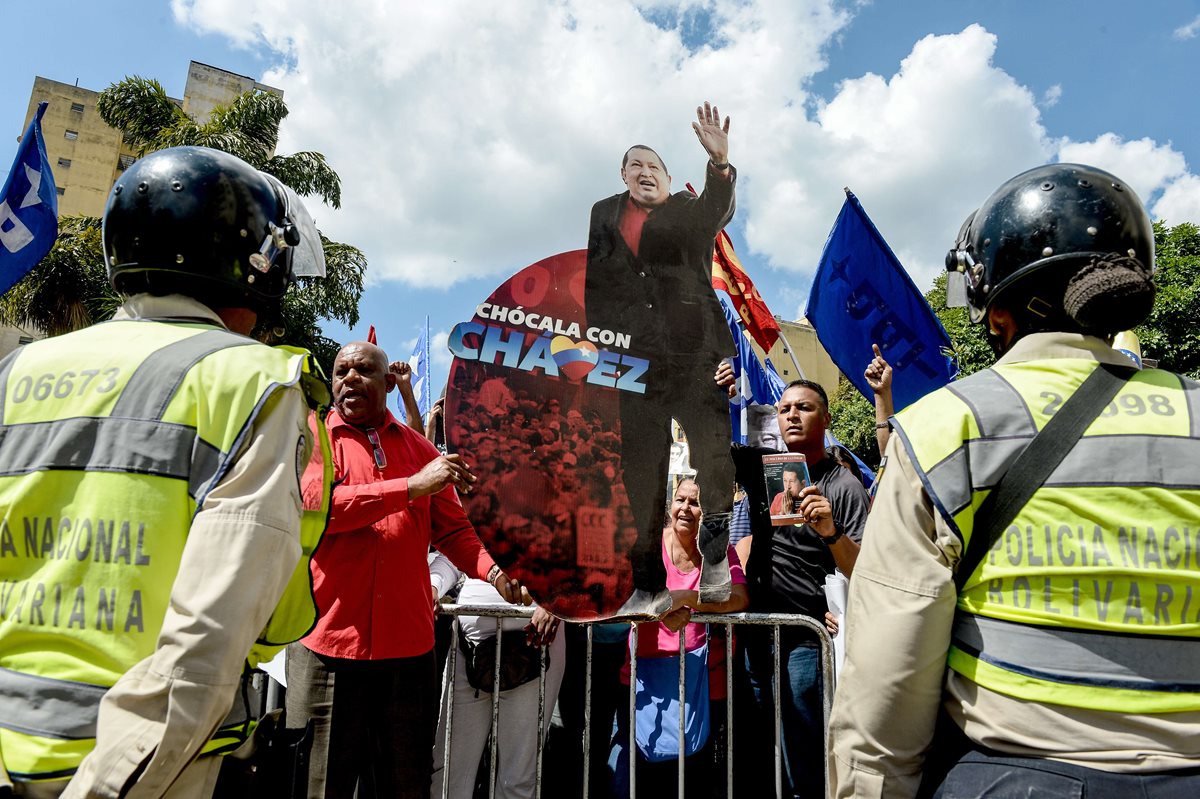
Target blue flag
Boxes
[1,103,58,295]
[806,191,956,411]
[717,292,785,444]
[398,316,431,423]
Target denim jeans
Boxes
[740,632,824,798]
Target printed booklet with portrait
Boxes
[762,453,810,526]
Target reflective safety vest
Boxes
[892,357,1200,714]
[0,319,332,782]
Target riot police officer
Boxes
[830,163,1200,798]
[0,146,331,798]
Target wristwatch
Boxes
[818,524,845,546]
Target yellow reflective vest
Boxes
[0,319,332,782]
[892,356,1200,714]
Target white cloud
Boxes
[170,2,1200,300]
[430,330,452,373]
[1056,133,1187,205]
[1042,84,1062,107]
[172,0,851,288]
[1154,174,1200,226]
[1174,15,1200,40]
[745,24,1055,289]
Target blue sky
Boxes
[5,1,1200,390]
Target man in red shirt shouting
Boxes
[287,341,529,798]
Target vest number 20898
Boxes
[11,368,121,403]
[1040,391,1174,417]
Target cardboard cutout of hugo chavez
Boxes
[444,103,738,621]
[584,101,739,615]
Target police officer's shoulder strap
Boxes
[954,362,1136,592]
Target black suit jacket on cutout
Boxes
[584,166,737,395]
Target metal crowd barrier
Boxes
[437,604,834,799]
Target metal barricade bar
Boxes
[583,624,593,799]
[436,605,834,799]
[629,623,638,799]
[678,628,686,799]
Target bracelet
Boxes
[486,564,501,584]
[710,160,730,170]
[818,527,845,546]
[875,422,890,430]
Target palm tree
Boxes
[97,77,342,208]
[0,76,364,374]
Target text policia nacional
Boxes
[976,523,1200,626]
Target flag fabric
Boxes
[711,228,782,352]
[367,325,377,345]
[1,103,58,295]
[397,317,431,424]
[806,191,956,411]
[717,292,785,444]
[684,181,783,352]
[719,292,875,484]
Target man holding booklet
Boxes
[715,368,869,797]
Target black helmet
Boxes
[947,163,1155,329]
[104,146,305,308]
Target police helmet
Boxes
[103,146,324,309]
[946,163,1155,333]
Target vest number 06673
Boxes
[11,368,121,403]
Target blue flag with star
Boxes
[806,191,956,411]
[0,103,58,295]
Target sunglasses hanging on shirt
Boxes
[365,428,387,470]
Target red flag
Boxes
[710,228,781,352]
[684,181,782,352]
[367,325,377,345]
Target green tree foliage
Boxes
[259,236,368,375]
[828,377,880,468]
[1138,221,1200,379]
[924,272,993,378]
[0,76,362,376]
[95,78,342,208]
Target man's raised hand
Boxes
[864,344,893,396]
[692,101,730,166]
[390,360,413,388]
[714,359,737,399]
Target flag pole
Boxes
[777,318,807,380]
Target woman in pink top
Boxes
[612,478,749,796]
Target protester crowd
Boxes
[425,351,887,799]
[4,102,1196,799]
[445,371,637,618]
